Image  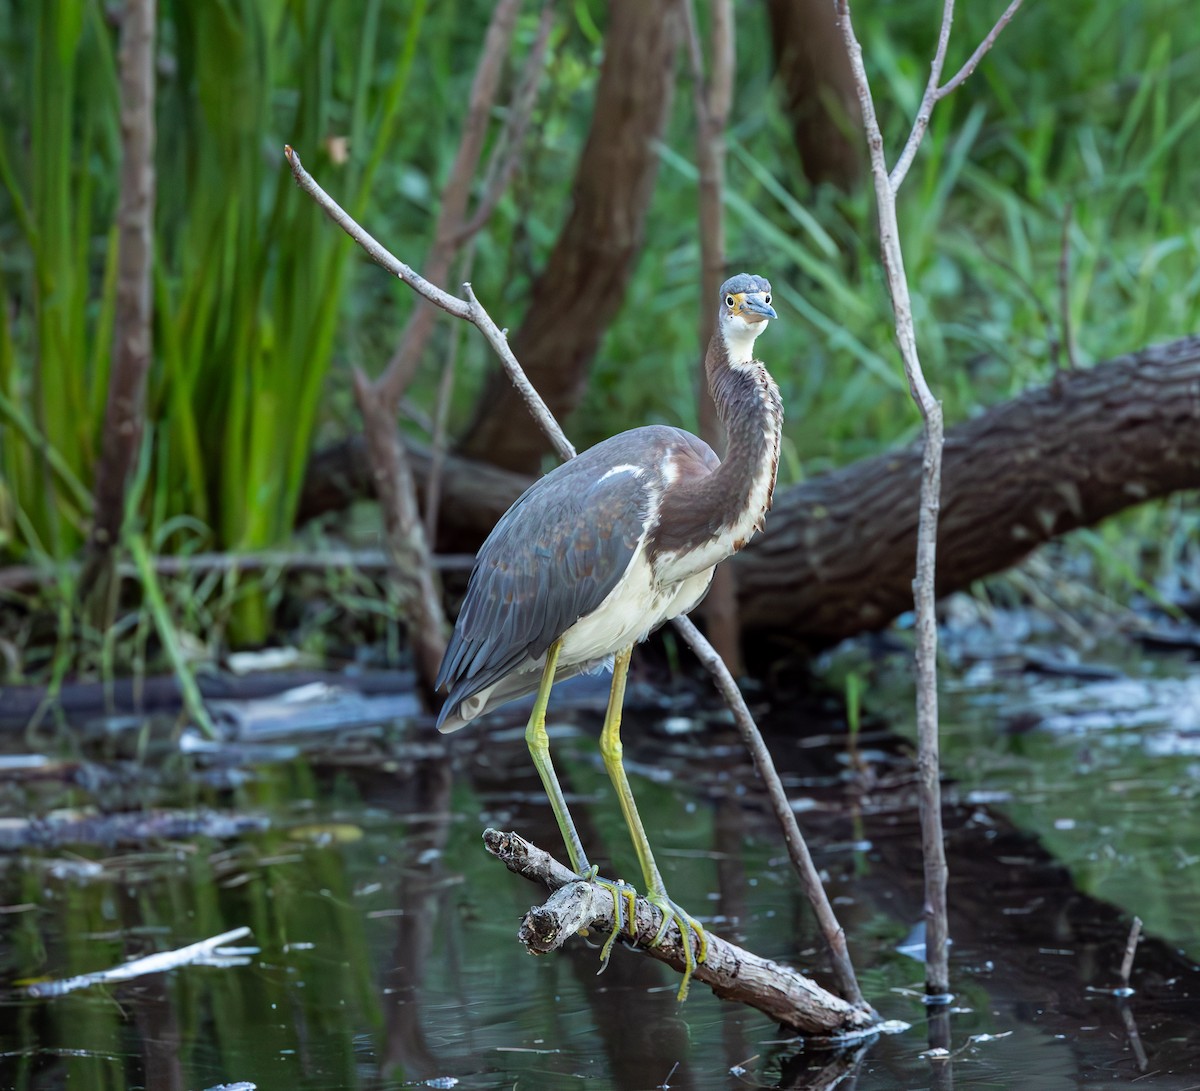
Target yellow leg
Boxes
[525,639,637,958]
[525,639,589,874]
[598,646,708,1000]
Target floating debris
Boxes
[26,926,255,998]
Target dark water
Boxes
[1,625,1199,1090]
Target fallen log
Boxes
[483,828,879,1036]
[737,336,1200,644]
[299,336,1200,646]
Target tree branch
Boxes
[483,829,878,1035]
[284,147,575,465]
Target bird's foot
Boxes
[579,868,639,972]
[646,890,708,1001]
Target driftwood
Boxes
[483,828,878,1036]
[298,336,1200,645]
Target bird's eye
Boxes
[725,294,735,308]
[764,294,771,305]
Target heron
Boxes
[436,273,781,998]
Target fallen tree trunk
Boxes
[483,828,879,1036]
[737,336,1200,644]
[298,337,1200,645]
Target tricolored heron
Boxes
[436,273,781,997]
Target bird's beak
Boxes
[741,292,777,322]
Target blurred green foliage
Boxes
[0,0,1197,661]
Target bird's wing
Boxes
[435,450,652,718]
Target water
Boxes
[1,623,1199,1089]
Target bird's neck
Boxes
[705,335,783,516]
[650,333,783,573]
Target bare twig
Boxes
[352,368,447,703]
[836,0,1021,1000]
[424,4,554,542]
[936,0,1025,98]
[889,0,1024,191]
[1118,915,1143,989]
[453,0,555,244]
[671,617,868,1010]
[484,829,879,1035]
[888,0,956,192]
[285,147,574,464]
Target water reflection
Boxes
[1,664,1200,1087]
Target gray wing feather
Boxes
[436,435,658,727]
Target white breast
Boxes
[559,540,714,665]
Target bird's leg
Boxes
[598,646,708,1001]
[525,639,637,956]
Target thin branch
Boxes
[1118,916,1143,990]
[484,829,880,1035]
[889,0,955,192]
[936,0,1024,98]
[79,0,157,624]
[890,0,1024,191]
[671,617,869,1011]
[284,147,575,463]
[837,0,949,998]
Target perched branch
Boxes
[484,829,877,1035]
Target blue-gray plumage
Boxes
[435,273,781,999]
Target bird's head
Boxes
[717,273,776,365]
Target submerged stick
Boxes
[1118,916,1143,990]
[484,829,878,1036]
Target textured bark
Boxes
[459,0,684,473]
[78,0,157,624]
[736,338,1200,644]
[298,433,528,553]
[767,0,862,191]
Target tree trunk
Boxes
[78,0,157,625]
[458,0,684,474]
[736,337,1200,644]
[299,337,1200,648]
[767,0,862,191]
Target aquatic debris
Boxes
[26,926,256,998]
